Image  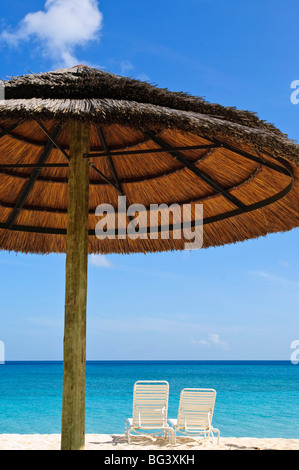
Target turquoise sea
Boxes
[0,361,298,437]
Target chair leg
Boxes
[210,428,220,445]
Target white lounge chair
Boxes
[125,380,171,444]
[168,388,220,445]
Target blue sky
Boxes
[0,0,298,360]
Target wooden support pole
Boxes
[61,121,90,450]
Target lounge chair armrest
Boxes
[168,418,177,427]
[207,411,212,428]
[162,406,166,425]
[183,411,193,431]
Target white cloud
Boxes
[279,260,291,267]
[194,338,210,347]
[249,270,299,288]
[119,60,134,75]
[89,254,113,268]
[209,333,228,349]
[250,270,283,282]
[136,73,150,82]
[1,0,103,67]
[107,59,135,76]
[191,333,229,350]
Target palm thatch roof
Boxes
[0,65,298,254]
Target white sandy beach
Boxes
[0,434,298,450]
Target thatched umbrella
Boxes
[0,65,298,449]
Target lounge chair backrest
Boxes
[132,381,169,428]
[177,388,216,430]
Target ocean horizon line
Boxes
[1,359,293,365]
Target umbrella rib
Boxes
[88,162,120,191]
[0,159,262,215]
[36,120,119,190]
[5,123,63,229]
[0,156,293,235]
[85,144,217,158]
[194,133,290,177]
[3,130,156,153]
[0,147,218,184]
[97,127,134,223]
[0,167,293,236]
[144,130,248,211]
[97,127,124,194]
[36,121,70,161]
[0,121,22,139]
[2,150,293,235]
[0,163,68,168]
